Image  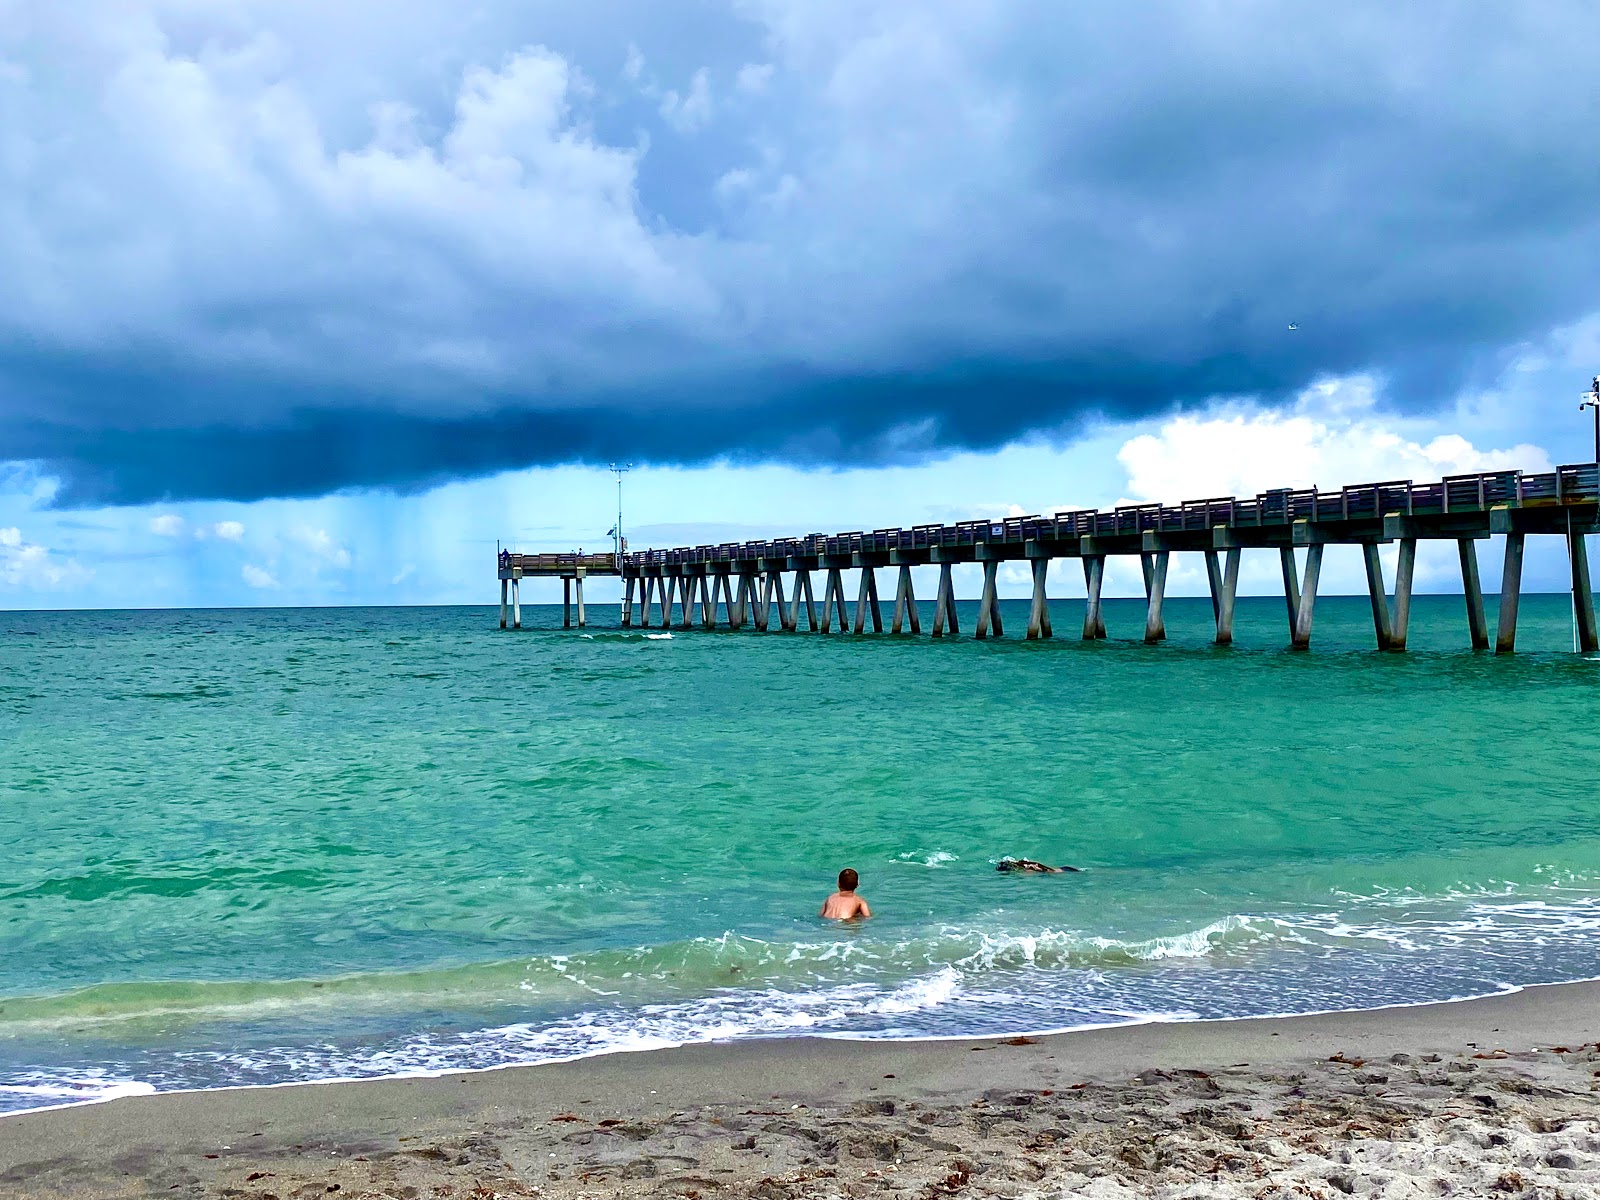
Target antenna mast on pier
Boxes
[1583,376,1600,463]
[608,463,632,564]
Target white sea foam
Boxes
[893,850,958,868]
[644,633,673,640]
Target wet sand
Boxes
[3,981,1600,1198]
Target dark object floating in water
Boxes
[996,858,1081,874]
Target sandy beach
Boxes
[2,981,1598,1199]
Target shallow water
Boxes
[2,595,1598,1112]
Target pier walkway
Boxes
[503,465,1600,652]
[496,551,616,631]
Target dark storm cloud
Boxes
[1,1,1598,505]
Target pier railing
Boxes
[622,464,1600,568]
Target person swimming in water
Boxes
[820,868,872,919]
[996,857,1081,873]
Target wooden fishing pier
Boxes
[499,464,1600,652]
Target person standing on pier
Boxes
[821,868,872,920]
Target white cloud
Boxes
[149,514,184,536]
[1116,377,1553,506]
[291,527,352,568]
[241,563,278,588]
[735,62,774,94]
[658,68,713,133]
[0,526,90,589]
[391,564,416,585]
[212,520,245,540]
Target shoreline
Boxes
[4,978,1600,1197]
[0,972,1569,1124]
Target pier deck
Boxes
[504,465,1600,651]
[496,551,616,630]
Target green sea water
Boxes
[2,595,1599,1111]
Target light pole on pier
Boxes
[608,463,632,564]
[1583,376,1600,463]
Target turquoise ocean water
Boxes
[2,594,1599,1113]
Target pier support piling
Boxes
[790,570,816,631]
[621,577,634,627]
[1496,532,1525,654]
[1569,524,1598,653]
[854,567,883,634]
[975,561,1003,639]
[499,579,508,630]
[1458,540,1489,649]
[770,572,790,632]
[512,577,522,630]
[753,574,770,631]
[1142,551,1169,644]
[563,578,572,629]
[820,569,844,632]
[1206,549,1239,645]
[891,565,921,634]
[1026,559,1052,639]
[1082,556,1106,639]
[1287,546,1322,649]
[932,563,959,636]
[1361,543,1395,649]
[1392,539,1415,650]
[1279,547,1300,638]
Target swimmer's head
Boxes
[838,868,859,892]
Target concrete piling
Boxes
[975,560,1002,639]
[1496,532,1525,654]
[1081,556,1106,639]
[563,578,572,629]
[1027,558,1052,639]
[790,570,816,631]
[499,579,508,630]
[1142,551,1168,644]
[891,565,921,634]
[1569,524,1597,653]
[854,566,883,634]
[1458,540,1489,650]
[1206,548,1239,645]
[932,563,959,636]
[511,576,522,630]
[1290,546,1322,649]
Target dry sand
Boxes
[4,981,1600,1199]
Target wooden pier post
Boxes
[1026,559,1052,639]
[1458,540,1489,649]
[1143,551,1168,644]
[1206,549,1239,645]
[932,563,959,636]
[854,567,883,634]
[1495,532,1525,654]
[1570,524,1597,653]
[563,578,572,629]
[512,576,522,630]
[1081,556,1106,639]
[500,579,508,630]
[891,565,921,634]
[1291,546,1322,649]
[975,561,1003,639]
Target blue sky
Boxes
[1,2,1597,609]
